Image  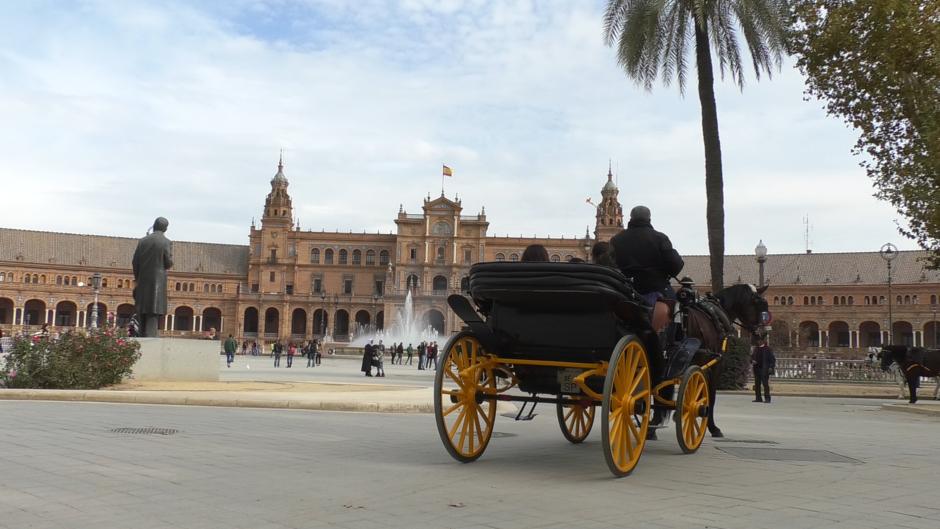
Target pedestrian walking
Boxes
[223,334,237,368]
[417,341,426,370]
[315,339,322,365]
[362,341,374,376]
[406,343,414,365]
[752,340,776,403]
[273,340,283,368]
[240,340,248,356]
[286,342,296,368]
[250,341,259,356]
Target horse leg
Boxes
[933,377,940,400]
[908,374,918,404]
[897,372,906,399]
[706,366,723,438]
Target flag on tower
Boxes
[442,164,453,177]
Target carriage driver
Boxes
[609,205,684,334]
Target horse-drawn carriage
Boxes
[435,262,768,477]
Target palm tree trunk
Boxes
[694,20,725,294]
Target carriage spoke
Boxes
[629,367,647,394]
[441,401,462,417]
[448,405,468,443]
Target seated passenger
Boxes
[591,241,616,267]
[520,244,549,262]
[609,205,683,333]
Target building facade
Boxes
[1,159,939,356]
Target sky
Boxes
[0,0,920,256]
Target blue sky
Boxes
[0,0,918,255]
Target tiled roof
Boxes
[680,251,940,288]
[0,228,248,276]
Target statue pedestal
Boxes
[132,338,220,381]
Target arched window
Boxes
[311,248,320,264]
[810,296,816,305]
[406,274,419,289]
[773,296,779,305]
[840,296,846,305]
[56,275,62,285]
[352,249,361,265]
[864,296,870,305]
[72,276,77,285]
[40,275,45,283]
[379,250,389,265]
[432,276,448,291]
[787,296,794,305]
[189,282,194,292]
[0,272,4,281]
[176,282,181,291]
[912,295,918,304]
[897,295,903,304]
[24,275,31,284]
[324,249,334,264]
[931,294,938,305]
[803,296,809,305]
[510,253,519,262]
[879,296,886,305]
[833,296,839,305]
[847,296,853,305]
[817,296,823,305]
[551,254,560,262]
[64,276,70,286]
[495,253,505,262]
[366,250,375,265]
[903,295,911,304]
[217,284,223,293]
[339,249,348,265]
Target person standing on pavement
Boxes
[417,341,426,370]
[223,334,237,368]
[396,342,404,365]
[250,341,259,356]
[406,343,414,365]
[362,340,374,376]
[286,342,296,368]
[273,340,283,368]
[752,340,776,403]
[373,342,385,377]
[427,342,438,370]
[307,340,317,367]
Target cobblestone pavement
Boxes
[2,395,939,529]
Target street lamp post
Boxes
[879,243,898,345]
[754,240,768,289]
[90,272,102,329]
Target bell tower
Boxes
[262,154,293,230]
[594,164,623,242]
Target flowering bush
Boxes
[1,329,141,389]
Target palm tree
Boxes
[604,0,787,293]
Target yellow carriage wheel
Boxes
[557,400,596,444]
[601,335,652,477]
[434,332,497,463]
[675,366,709,454]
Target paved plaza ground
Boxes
[2,394,939,529]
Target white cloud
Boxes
[0,0,919,255]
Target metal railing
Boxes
[770,358,896,383]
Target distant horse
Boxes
[682,283,769,437]
[879,345,940,403]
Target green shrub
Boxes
[716,336,751,390]
[1,329,141,389]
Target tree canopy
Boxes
[790,0,940,267]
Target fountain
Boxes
[350,290,441,347]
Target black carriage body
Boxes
[465,263,652,395]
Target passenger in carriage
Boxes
[609,205,684,333]
[520,244,549,262]
[591,241,616,267]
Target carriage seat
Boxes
[468,262,646,311]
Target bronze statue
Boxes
[132,217,173,337]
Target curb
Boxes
[0,390,433,413]
[880,403,940,417]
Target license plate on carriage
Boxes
[558,369,581,394]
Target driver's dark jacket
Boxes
[609,219,684,294]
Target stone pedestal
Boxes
[131,338,219,381]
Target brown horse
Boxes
[683,283,769,437]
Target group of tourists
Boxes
[360,340,440,377]
[223,337,323,368]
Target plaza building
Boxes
[1,159,938,356]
